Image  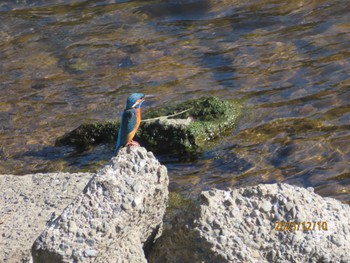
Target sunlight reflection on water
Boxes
[0,0,349,203]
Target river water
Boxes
[0,0,349,203]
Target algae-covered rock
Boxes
[139,96,240,158]
[56,122,118,149]
[55,96,241,158]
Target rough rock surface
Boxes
[149,183,350,263]
[32,147,168,263]
[0,172,93,263]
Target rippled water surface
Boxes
[0,0,349,203]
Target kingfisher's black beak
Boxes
[132,97,145,108]
[144,94,155,99]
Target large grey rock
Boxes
[149,183,350,263]
[0,172,93,263]
[32,147,168,263]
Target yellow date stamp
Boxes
[275,221,328,231]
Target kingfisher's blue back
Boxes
[115,93,145,154]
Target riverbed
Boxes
[0,0,349,203]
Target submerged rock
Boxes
[55,96,241,158]
[56,121,118,150]
[140,96,240,158]
[148,183,350,263]
[32,147,169,263]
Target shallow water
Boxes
[0,0,349,203]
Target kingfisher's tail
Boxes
[114,144,121,156]
[114,122,123,156]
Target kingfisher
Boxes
[115,93,145,154]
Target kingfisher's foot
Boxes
[126,140,140,147]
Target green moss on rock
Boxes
[55,96,241,158]
[56,122,119,150]
[139,96,240,158]
[143,96,237,121]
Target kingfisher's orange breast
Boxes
[126,107,141,143]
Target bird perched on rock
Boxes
[115,93,145,154]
